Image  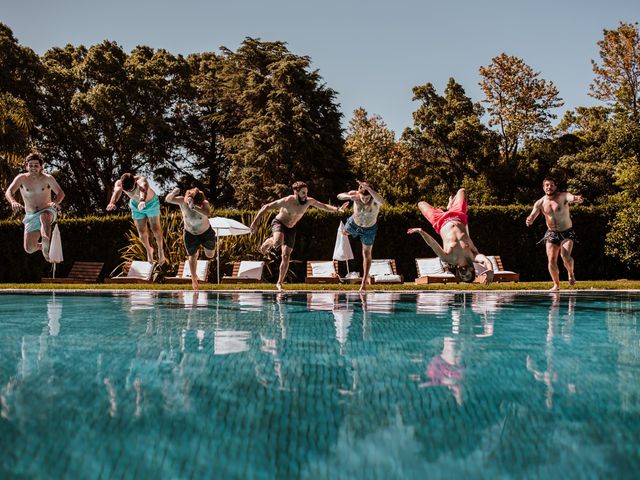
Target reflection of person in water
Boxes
[526,294,577,409]
[420,336,464,405]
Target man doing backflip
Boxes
[166,187,215,290]
[250,181,347,291]
[408,188,494,284]
[526,177,584,291]
[337,180,384,291]
[5,152,65,261]
[107,173,166,265]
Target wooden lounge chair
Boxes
[475,255,520,283]
[305,260,341,284]
[368,259,404,284]
[415,258,458,285]
[221,261,264,284]
[41,261,104,284]
[104,260,155,284]
[165,260,210,284]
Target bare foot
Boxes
[359,280,367,292]
[41,236,50,262]
[568,276,576,286]
[192,277,199,291]
[276,282,284,292]
[550,284,560,292]
[146,247,155,263]
[158,251,166,266]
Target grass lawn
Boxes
[1,280,640,291]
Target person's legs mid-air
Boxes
[134,218,154,263]
[188,250,200,291]
[560,239,576,285]
[39,210,54,261]
[277,243,292,292]
[360,244,373,292]
[147,215,166,265]
[24,230,41,255]
[545,242,561,291]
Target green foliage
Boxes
[402,78,500,204]
[591,21,640,122]
[220,38,349,208]
[605,203,640,267]
[36,42,189,214]
[479,53,563,163]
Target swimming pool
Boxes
[1,291,639,478]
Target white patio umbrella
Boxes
[332,221,354,274]
[209,217,251,283]
[49,224,64,278]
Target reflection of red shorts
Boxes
[421,196,468,234]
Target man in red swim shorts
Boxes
[408,188,494,284]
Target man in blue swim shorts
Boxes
[338,181,385,291]
[107,172,166,265]
[5,152,65,261]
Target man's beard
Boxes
[297,196,308,205]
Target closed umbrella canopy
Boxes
[49,224,64,277]
[208,217,251,282]
[333,221,354,261]
[333,221,354,275]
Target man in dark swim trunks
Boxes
[250,181,347,291]
[166,187,215,290]
[526,176,584,291]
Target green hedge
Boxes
[0,205,632,283]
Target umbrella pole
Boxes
[216,230,220,283]
[345,260,350,275]
[52,263,56,279]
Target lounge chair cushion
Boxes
[182,260,209,281]
[237,261,264,279]
[127,261,154,280]
[311,262,337,277]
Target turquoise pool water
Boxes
[0,291,639,478]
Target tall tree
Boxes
[0,23,41,216]
[402,78,499,203]
[159,52,236,207]
[220,38,349,208]
[479,53,563,165]
[591,21,640,124]
[36,42,188,214]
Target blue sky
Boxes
[4,0,639,135]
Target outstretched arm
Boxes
[309,197,348,213]
[407,228,448,260]
[106,180,124,211]
[165,187,184,206]
[567,193,584,204]
[526,199,543,227]
[337,190,358,201]
[250,198,286,234]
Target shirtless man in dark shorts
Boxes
[408,188,494,284]
[526,177,584,291]
[250,181,347,291]
[166,187,215,290]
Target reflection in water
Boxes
[526,294,577,409]
[1,292,639,478]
